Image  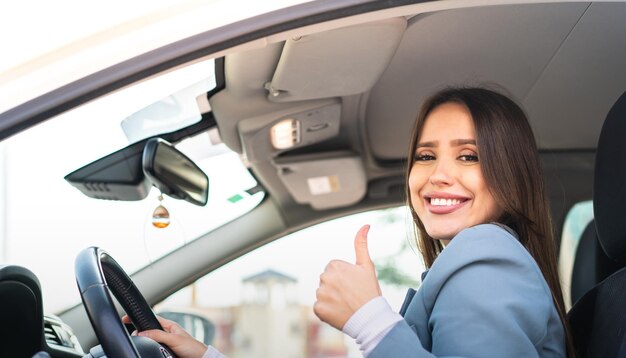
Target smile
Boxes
[430,198,463,206]
[424,194,470,214]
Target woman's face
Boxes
[409,102,503,242]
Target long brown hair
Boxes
[405,86,574,356]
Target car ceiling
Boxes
[209,1,626,227]
[369,2,626,155]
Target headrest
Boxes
[0,265,45,357]
[594,91,626,264]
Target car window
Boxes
[0,58,265,314]
[558,200,594,309]
[155,206,424,357]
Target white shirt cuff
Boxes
[202,345,227,358]
[342,296,403,357]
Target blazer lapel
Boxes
[399,287,417,317]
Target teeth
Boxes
[430,198,462,206]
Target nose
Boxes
[429,158,455,186]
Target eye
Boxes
[458,154,479,162]
[414,154,436,162]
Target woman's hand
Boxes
[314,225,382,330]
[122,315,207,358]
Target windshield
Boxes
[0,58,264,314]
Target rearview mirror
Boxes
[143,138,209,206]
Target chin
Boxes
[425,227,459,241]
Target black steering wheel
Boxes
[75,247,176,357]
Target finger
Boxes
[154,316,178,331]
[354,225,372,267]
[137,329,176,346]
[155,316,194,337]
[325,259,348,271]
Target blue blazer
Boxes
[369,224,566,357]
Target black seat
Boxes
[568,91,626,357]
[570,220,621,305]
[0,265,47,357]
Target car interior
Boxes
[1,1,626,357]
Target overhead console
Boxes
[210,18,407,210]
[236,99,363,210]
[238,99,341,162]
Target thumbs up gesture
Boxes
[314,225,382,330]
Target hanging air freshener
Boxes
[152,194,170,228]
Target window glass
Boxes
[155,206,424,357]
[0,58,265,314]
[558,200,594,309]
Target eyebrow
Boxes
[416,139,477,148]
[451,139,477,146]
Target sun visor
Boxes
[274,152,366,210]
[266,17,407,102]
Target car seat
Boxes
[570,219,621,305]
[568,91,626,357]
[0,265,47,357]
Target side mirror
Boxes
[143,138,209,206]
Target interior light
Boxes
[270,118,301,149]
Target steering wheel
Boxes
[75,247,176,357]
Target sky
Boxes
[1,0,310,74]
[1,0,180,72]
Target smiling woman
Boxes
[314,86,573,357]
[1,1,625,357]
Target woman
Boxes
[313,86,573,357]
[134,86,572,357]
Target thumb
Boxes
[354,225,373,267]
